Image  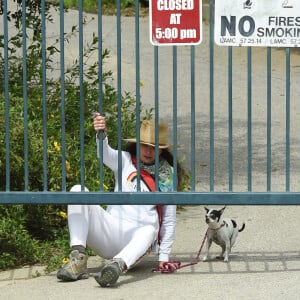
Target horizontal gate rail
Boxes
[1,192,300,205]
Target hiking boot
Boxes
[94,258,126,287]
[57,250,88,281]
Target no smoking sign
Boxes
[150,0,202,45]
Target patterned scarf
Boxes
[140,158,174,192]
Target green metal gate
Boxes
[1,0,300,205]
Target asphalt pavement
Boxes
[1,205,300,299]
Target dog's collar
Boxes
[211,221,226,231]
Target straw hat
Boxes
[124,120,170,149]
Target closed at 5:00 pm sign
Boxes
[150,0,202,46]
[215,0,300,47]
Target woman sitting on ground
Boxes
[57,116,185,287]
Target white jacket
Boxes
[97,136,176,262]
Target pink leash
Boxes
[152,230,208,274]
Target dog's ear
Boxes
[219,206,226,215]
[204,207,209,213]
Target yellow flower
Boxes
[62,257,69,264]
[140,81,145,87]
[66,160,71,172]
[54,141,61,151]
[59,211,67,219]
[96,180,109,191]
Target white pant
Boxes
[67,204,156,268]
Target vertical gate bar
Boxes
[3,0,10,191]
[97,0,105,191]
[154,46,159,191]
[78,0,85,190]
[209,0,214,191]
[22,0,29,191]
[266,47,272,191]
[190,46,196,191]
[41,0,48,191]
[59,0,67,191]
[173,46,178,191]
[135,0,142,191]
[116,0,123,191]
[135,0,140,123]
[228,47,233,191]
[154,112,159,191]
[247,47,252,191]
[285,48,290,191]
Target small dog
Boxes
[203,206,245,262]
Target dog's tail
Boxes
[238,223,245,232]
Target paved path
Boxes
[2,5,300,190]
[44,10,300,191]
[1,205,300,299]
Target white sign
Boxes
[214,0,300,47]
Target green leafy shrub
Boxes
[0,205,41,269]
[54,0,140,11]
